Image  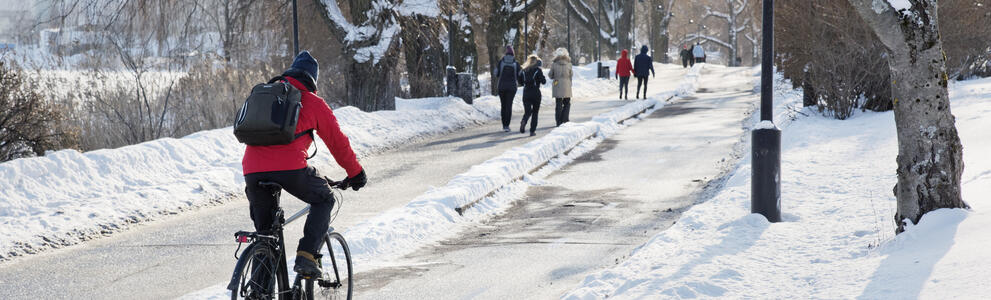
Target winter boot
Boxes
[520,122,527,134]
[294,251,322,278]
[503,126,510,132]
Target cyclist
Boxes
[242,50,367,277]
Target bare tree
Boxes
[846,0,968,233]
[685,0,752,66]
[649,0,676,63]
[0,62,78,161]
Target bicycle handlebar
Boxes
[324,176,345,190]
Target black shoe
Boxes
[294,251,322,278]
[503,126,510,132]
[530,132,536,137]
[520,124,526,134]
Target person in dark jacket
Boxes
[615,49,633,100]
[633,45,655,99]
[494,46,522,132]
[242,51,367,277]
[680,45,692,68]
[519,55,546,136]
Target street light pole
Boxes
[751,0,781,222]
[291,0,299,55]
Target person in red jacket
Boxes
[242,51,367,277]
[615,49,633,100]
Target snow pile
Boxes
[0,96,492,261]
[563,76,991,299]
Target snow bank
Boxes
[563,76,991,299]
[0,96,491,261]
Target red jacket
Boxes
[242,77,363,177]
[615,49,633,77]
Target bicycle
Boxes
[227,177,353,300]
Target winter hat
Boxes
[641,45,649,54]
[506,45,515,56]
[286,50,319,83]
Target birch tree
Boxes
[846,0,968,233]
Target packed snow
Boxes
[563,74,991,299]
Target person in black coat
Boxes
[494,45,522,132]
[633,45,656,99]
[680,45,692,68]
[519,55,546,136]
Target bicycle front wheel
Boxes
[305,232,353,300]
[231,243,280,300]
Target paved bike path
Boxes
[355,65,760,299]
[0,66,687,299]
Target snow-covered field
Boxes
[563,75,991,299]
[0,62,620,261]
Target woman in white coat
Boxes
[547,48,573,126]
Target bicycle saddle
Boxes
[257,181,283,191]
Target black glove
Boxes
[339,169,367,191]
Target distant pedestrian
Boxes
[494,45,522,132]
[693,43,706,63]
[547,48,573,127]
[680,45,692,68]
[519,55,546,136]
[615,49,633,100]
[633,45,655,99]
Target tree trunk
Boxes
[401,15,446,98]
[347,57,399,111]
[485,0,546,95]
[650,0,674,64]
[312,0,400,111]
[847,0,967,233]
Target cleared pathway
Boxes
[356,65,759,299]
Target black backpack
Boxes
[233,77,313,146]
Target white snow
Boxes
[563,75,991,299]
[0,61,621,261]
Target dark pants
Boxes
[244,166,335,255]
[521,97,540,133]
[555,98,571,126]
[695,56,705,63]
[682,57,689,68]
[689,57,696,66]
[636,76,648,99]
[619,76,630,99]
[498,89,517,128]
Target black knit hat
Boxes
[286,50,319,83]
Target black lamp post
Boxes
[291,0,299,55]
[751,0,781,222]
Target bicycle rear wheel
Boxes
[305,232,353,300]
[231,243,281,300]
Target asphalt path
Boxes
[0,89,635,299]
[356,65,759,299]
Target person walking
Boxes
[633,45,655,99]
[547,48,573,127]
[680,45,692,68]
[494,45,522,132]
[241,51,367,277]
[519,55,546,136]
[615,49,633,100]
[692,42,706,64]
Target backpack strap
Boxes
[267,76,285,84]
[294,129,317,160]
